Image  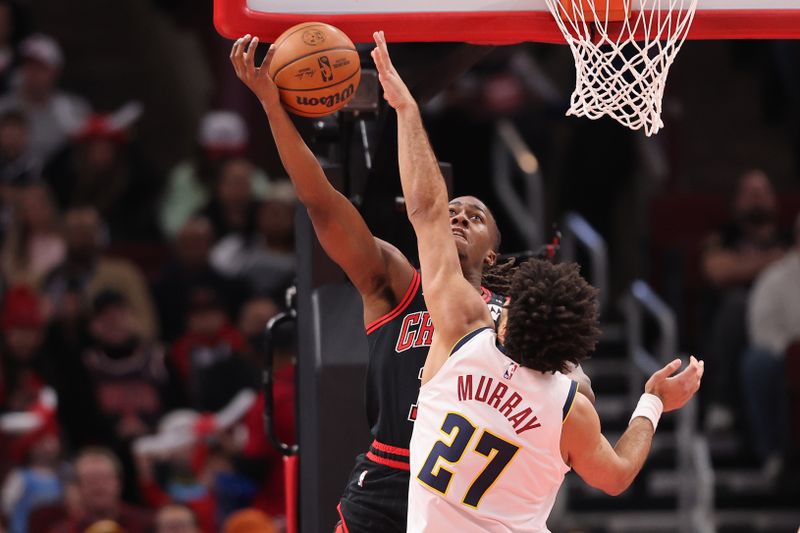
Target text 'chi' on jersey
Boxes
[364,270,506,469]
[408,327,578,533]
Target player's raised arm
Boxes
[371,31,492,381]
[562,356,703,495]
[230,35,413,320]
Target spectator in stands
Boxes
[0,286,49,414]
[154,504,201,533]
[134,408,243,533]
[81,289,181,442]
[0,110,40,190]
[742,212,800,478]
[0,110,38,245]
[47,447,152,533]
[0,34,89,162]
[41,206,158,340]
[700,169,789,431]
[1,408,63,533]
[43,103,160,240]
[1,183,65,286]
[170,286,257,411]
[152,216,246,343]
[0,0,20,93]
[200,156,261,240]
[137,387,271,530]
[237,295,279,366]
[78,290,182,498]
[159,111,271,239]
[26,471,84,533]
[210,181,295,297]
[138,447,217,532]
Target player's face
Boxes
[448,196,498,269]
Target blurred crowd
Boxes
[0,0,797,530]
[0,3,297,532]
[700,170,800,482]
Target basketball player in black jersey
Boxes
[231,35,592,532]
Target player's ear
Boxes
[484,250,497,267]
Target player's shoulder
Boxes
[562,388,599,439]
[364,238,417,305]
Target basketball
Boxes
[268,22,361,118]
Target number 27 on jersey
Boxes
[417,412,520,509]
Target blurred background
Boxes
[0,0,798,532]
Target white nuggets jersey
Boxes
[408,327,578,533]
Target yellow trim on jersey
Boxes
[562,382,579,424]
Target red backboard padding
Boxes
[214,0,800,44]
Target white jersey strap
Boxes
[449,326,493,357]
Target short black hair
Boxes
[502,259,600,374]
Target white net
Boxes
[543,0,698,136]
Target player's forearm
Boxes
[396,105,448,224]
[703,250,774,287]
[606,417,654,495]
[262,101,334,207]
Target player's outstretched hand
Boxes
[644,356,704,412]
[230,34,280,109]
[371,30,416,112]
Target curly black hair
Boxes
[499,259,600,374]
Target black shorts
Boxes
[336,453,410,533]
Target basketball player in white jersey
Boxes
[371,30,704,532]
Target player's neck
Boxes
[461,265,484,292]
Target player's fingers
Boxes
[231,36,247,72]
[244,35,258,71]
[230,37,243,67]
[376,30,398,74]
[259,44,275,72]
[229,37,238,60]
[371,42,386,73]
[374,31,390,63]
[651,358,681,383]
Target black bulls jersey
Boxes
[364,270,507,449]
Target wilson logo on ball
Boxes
[295,84,355,108]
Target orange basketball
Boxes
[268,22,361,118]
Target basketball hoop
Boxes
[544,0,698,136]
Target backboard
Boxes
[215,0,800,44]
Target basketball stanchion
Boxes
[263,308,299,533]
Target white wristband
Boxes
[630,393,663,432]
